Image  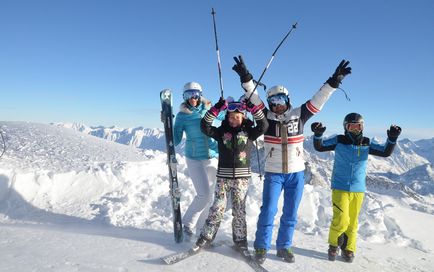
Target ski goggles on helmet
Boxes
[183,89,201,101]
[345,122,364,133]
[227,102,246,113]
[267,93,289,107]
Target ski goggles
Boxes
[345,122,364,133]
[267,93,289,107]
[227,102,246,113]
[183,89,201,101]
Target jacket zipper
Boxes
[232,132,236,179]
[280,123,288,173]
[204,134,210,159]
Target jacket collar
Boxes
[266,104,293,122]
[179,97,211,114]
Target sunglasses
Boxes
[345,122,363,132]
[227,102,246,113]
[267,93,288,107]
[183,89,201,100]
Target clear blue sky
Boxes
[1,0,433,140]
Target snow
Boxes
[0,121,433,271]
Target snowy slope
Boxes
[0,121,433,271]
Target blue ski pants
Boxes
[254,171,304,250]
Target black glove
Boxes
[232,55,253,83]
[210,97,227,116]
[214,97,226,110]
[311,122,326,136]
[326,60,352,88]
[387,125,402,140]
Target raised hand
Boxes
[327,60,352,88]
[387,125,402,139]
[210,97,227,116]
[232,55,253,83]
[311,122,327,136]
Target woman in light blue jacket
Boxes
[173,82,219,237]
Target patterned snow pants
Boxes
[200,177,249,243]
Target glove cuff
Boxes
[247,103,265,114]
[326,77,340,88]
[240,73,253,83]
[387,136,398,143]
[209,106,220,117]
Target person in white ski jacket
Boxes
[232,55,352,264]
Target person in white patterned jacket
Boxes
[232,55,352,264]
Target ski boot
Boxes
[183,225,194,241]
[338,233,348,252]
[254,248,267,264]
[276,248,295,263]
[341,249,355,263]
[328,245,339,261]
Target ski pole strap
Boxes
[253,79,266,91]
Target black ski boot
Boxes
[276,248,295,263]
[338,233,348,251]
[254,248,267,264]
[342,249,355,263]
[328,245,339,261]
[183,225,194,241]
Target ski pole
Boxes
[255,141,262,181]
[247,22,298,102]
[0,129,5,159]
[211,8,224,98]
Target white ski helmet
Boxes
[266,85,289,98]
[266,85,290,109]
[183,81,203,93]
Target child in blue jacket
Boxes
[311,112,401,263]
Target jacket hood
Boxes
[179,96,211,114]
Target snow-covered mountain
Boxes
[54,122,183,152]
[1,121,433,271]
[58,122,434,181]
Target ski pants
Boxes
[183,157,218,229]
[328,189,364,252]
[200,177,249,243]
[254,171,304,250]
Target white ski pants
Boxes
[183,157,218,230]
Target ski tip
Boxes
[161,257,171,265]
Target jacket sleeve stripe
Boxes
[203,111,216,123]
[306,101,320,114]
[252,110,265,120]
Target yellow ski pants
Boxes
[328,189,364,252]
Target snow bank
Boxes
[0,121,433,271]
